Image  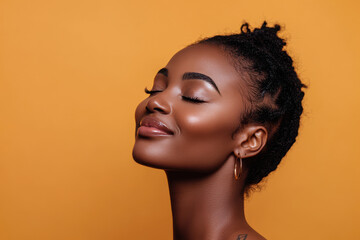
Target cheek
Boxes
[172,103,241,171]
[176,103,238,139]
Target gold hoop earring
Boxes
[234,154,242,180]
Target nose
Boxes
[145,92,172,114]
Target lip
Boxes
[137,116,174,137]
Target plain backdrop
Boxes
[0,0,359,239]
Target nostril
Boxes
[145,105,166,113]
[154,107,165,113]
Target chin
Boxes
[132,134,181,170]
[132,145,169,170]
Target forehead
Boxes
[165,43,244,94]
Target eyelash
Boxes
[144,88,161,95]
[144,88,206,104]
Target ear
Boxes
[233,125,268,158]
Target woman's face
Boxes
[132,43,247,173]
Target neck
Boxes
[165,157,249,240]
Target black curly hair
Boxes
[196,21,307,193]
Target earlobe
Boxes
[234,126,268,159]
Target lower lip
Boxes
[137,126,173,137]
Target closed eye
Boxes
[145,88,206,104]
[182,96,206,104]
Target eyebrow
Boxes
[156,68,221,95]
[182,72,220,94]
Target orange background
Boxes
[1,0,359,239]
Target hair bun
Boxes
[253,21,286,51]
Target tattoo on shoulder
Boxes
[237,234,248,240]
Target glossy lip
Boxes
[137,116,174,137]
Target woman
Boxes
[132,21,306,240]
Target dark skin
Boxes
[132,43,268,240]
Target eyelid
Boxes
[145,87,207,104]
[181,95,207,104]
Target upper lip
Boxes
[139,116,174,135]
